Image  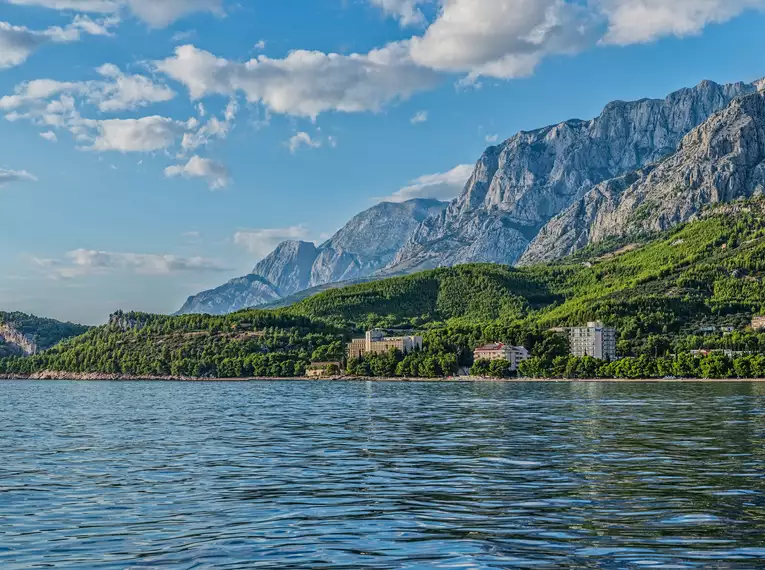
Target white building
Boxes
[473,344,530,371]
[568,322,617,361]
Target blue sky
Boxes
[1,0,765,324]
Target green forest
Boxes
[0,312,90,358]
[3,199,765,380]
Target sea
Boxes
[1,379,764,568]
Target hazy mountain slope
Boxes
[521,89,765,264]
[387,78,761,273]
[176,275,282,316]
[177,199,447,315]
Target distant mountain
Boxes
[386,78,762,273]
[520,89,765,263]
[177,198,447,315]
[176,275,282,316]
[0,312,89,357]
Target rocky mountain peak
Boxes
[177,199,447,315]
[387,77,761,274]
[520,90,765,264]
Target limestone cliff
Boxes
[521,90,765,263]
[387,78,761,272]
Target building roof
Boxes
[474,343,507,351]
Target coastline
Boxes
[2,372,765,383]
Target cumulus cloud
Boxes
[596,0,765,45]
[165,155,229,189]
[90,64,176,111]
[0,65,174,113]
[88,116,190,152]
[233,226,311,258]
[0,67,201,154]
[287,131,321,154]
[0,169,37,187]
[35,248,228,279]
[0,16,116,69]
[155,43,439,118]
[408,0,597,81]
[7,0,223,27]
[40,131,58,142]
[369,0,429,26]
[381,163,473,202]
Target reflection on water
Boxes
[1,380,764,568]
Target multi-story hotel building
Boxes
[752,316,765,330]
[568,322,617,361]
[473,344,530,371]
[347,330,424,360]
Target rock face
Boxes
[177,199,447,315]
[387,78,761,273]
[176,275,282,316]
[253,240,319,297]
[521,90,765,263]
[0,323,38,356]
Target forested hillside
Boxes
[0,312,90,357]
[3,199,765,379]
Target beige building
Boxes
[347,330,423,360]
[568,322,617,360]
[473,343,530,371]
[752,316,765,330]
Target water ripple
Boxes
[1,380,765,568]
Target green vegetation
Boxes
[0,312,89,357]
[4,199,765,379]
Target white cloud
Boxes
[35,248,227,279]
[410,110,428,124]
[596,0,765,45]
[0,16,116,69]
[233,226,311,258]
[369,0,429,26]
[0,65,173,113]
[287,131,321,153]
[165,155,230,189]
[7,0,223,27]
[126,0,223,28]
[382,163,473,202]
[485,133,499,143]
[40,131,58,142]
[91,64,176,111]
[89,116,189,152]
[181,99,237,151]
[253,39,266,50]
[408,0,597,81]
[0,169,37,187]
[155,43,439,118]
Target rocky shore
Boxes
[2,372,765,383]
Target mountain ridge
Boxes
[177,198,447,315]
[387,77,762,273]
[520,89,765,264]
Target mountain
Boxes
[177,198,447,315]
[176,275,282,316]
[8,199,765,379]
[387,78,762,273]
[520,89,765,264]
[0,312,89,357]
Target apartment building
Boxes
[568,322,617,361]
